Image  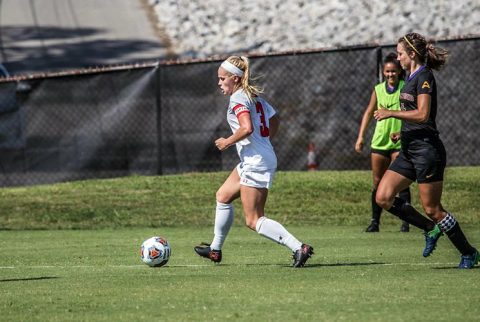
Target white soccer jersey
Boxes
[227,89,277,171]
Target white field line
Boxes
[0,264,211,269]
[0,262,459,269]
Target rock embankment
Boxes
[148,0,479,58]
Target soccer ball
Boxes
[140,236,171,267]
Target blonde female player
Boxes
[194,56,313,268]
[374,33,478,268]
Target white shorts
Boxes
[236,163,275,189]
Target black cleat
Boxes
[365,221,379,232]
[292,244,314,268]
[194,242,222,263]
[400,221,410,232]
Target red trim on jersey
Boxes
[233,103,250,118]
[236,110,250,118]
[232,104,244,112]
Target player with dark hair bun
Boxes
[355,52,410,233]
[374,33,478,268]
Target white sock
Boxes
[255,216,302,252]
[210,202,234,250]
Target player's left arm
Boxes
[268,114,279,139]
[263,101,279,139]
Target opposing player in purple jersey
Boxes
[374,33,478,268]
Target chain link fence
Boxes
[0,37,479,187]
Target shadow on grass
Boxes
[242,262,387,268]
[303,262,387,268]
[168,262,387,268]
[432,266,479,270]
[0,276,59,283]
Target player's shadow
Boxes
[305,262,386,268]
[180,262,387,268]
[238,262,387,268]
[432,266,479,270]
[282,262,387,268]
[0,276,59,283]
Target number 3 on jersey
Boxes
[255,102,270,137]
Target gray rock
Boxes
[150,0,480,59]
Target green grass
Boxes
[1,227,479,321]
[0,167,479,321]
[0,167,479,229]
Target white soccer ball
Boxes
[140,236,171,267]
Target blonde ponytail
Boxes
[224,56,263,100]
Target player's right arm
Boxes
[375,72,434,123]
[215,106,253,151]
[355,90,377,153]
[390,132,401,143]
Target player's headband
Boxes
[221,60,244,77]
[403,36,421,56]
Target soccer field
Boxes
[1,168,479,321]
[1,226,479,321]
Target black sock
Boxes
[444,222,476,256]
[387,197,435,231]
[398,188,411,226]
[398,188,411,203]
[371,188,382,223]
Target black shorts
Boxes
[371,148,401,158]
[389,136,447,183]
